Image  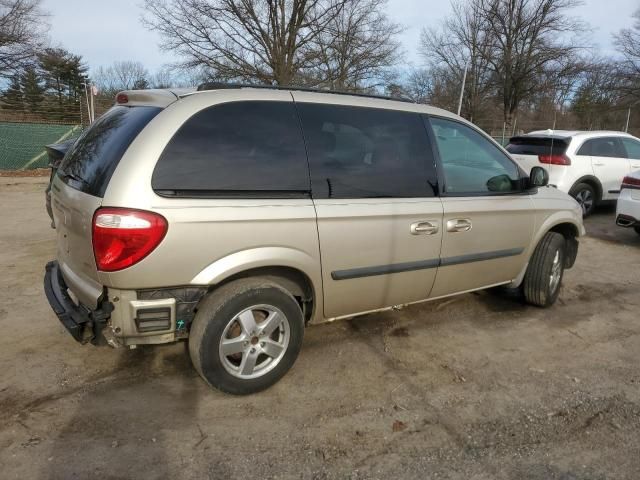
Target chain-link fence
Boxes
[0,94,113,170]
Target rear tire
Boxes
[569,182,596,217]
[189,278,304,395]
[523,232,566,308]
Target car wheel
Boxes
[523,232,566,308]
[634,226,640,235]
[188,278,304,395]
[569,183,596,217]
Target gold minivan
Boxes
[44,85,584,394]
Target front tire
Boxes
[569,182,596,217]
[523,232,566,308]
[189,278,304,395]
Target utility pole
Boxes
[625,107,631,133]
[457,62,468,117]
[82,81,91,125]
[90,84,95,123]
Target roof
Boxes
[524,129,634,139]
[196,82,414,103]
[183,83,458,120]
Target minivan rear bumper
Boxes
[44,261,113,344]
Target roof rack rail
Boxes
[196,82,415,104]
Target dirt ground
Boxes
[1,177,639,480]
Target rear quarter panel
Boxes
[100,90,325,319]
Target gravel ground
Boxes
[0,177,639,480]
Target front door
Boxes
[294,98,443,318]
[426,116,536,298]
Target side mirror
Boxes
[529,166,549,188]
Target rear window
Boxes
[506,136,569,156]
[58,106,161,197]
[151,101,309,197]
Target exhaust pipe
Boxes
[616,215,637,227]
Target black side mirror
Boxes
[486,174,514,192]
[529,166,549,188]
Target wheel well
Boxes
[549,223,579,268]
[550,222,578,239]
[211,266,315,323]
[571,176,602,202]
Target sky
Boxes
[42,0,640,77]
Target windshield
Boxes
[58,106,161,197]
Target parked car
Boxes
[615,170,640,235]
[44,85,584,395]
[506,130,640,216]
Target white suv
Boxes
[507,131,640,216]
[616,170,640,235]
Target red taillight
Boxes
[538,154,571,165]
[621,175,640,190]
[92,208,168,272]
[116,93,129,104]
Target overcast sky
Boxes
[42,0,639,76]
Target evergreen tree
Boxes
[20,66,45,111]
[38,48,88,105]
[2,75,24,110]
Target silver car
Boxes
[44,85,584,394]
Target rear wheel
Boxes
[569,182,596,217]
[523,232,566,308]
[189,278,304,395]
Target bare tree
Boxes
[571,60,626,129]
[309,0,402,90]
[479,0,585,127]
[614,7,640,101]
[420,0,494,121]
[93,61,150,95]
[0,0,48,78]
[400,68,433,104]
[615,8,640,74]
[142,0,349,86]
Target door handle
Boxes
[410,221,439,235]
[593,162,605,167]
[447,219,472,232]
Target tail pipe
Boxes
[616,214,638,228]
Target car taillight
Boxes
[116,93,129,104]
[92,208,168,272]
[538,154,571,165]
[621,175,640,190]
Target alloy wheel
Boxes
[218,304,290,380]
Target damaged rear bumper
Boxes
[44,261,113,345]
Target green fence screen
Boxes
[0,122,81,170]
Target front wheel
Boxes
[188,278,304,395]
[523,232,566,308]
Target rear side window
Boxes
[297,103,436,198]
[152,101,309,196]
[577,137,625,157]
[506,136,569,156]
[621,138,640,159]
[58,106,161,197]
